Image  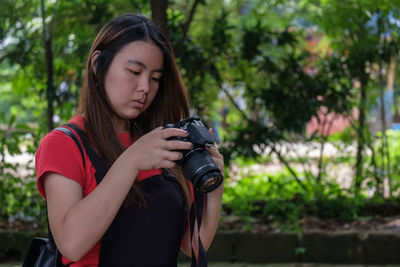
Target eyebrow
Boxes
[127,59,163,73]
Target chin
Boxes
[125,112,142,120]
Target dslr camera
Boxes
[164,117,223,193]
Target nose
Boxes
[137,76,151,94]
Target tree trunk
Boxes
[151,0,169,38]
[41,0,54,131]
[389,58,399,121]
[378,57,389,197]
[174,0,200,56]
[378,60,387,134]
[385,57,396,195]
[377,10,392,197]
[355,79,367,190]
[317,112,336,183]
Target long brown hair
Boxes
[76,14,191,209]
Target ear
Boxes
[90,50,101,75]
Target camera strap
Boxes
[189,190,208,267]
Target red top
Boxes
[35,115,162,266]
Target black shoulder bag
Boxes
[22,124,106,267]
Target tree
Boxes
[305,0,400,194]
[151,0,169,37]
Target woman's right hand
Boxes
[128,126,192,171]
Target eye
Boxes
[151,73,162,83]
[151,77,160,82]
[128,69,140,75]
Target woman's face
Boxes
[104,40,163,131]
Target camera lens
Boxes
[183,149,223,193]
[198,173,223,192]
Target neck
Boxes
[114,116,130,133]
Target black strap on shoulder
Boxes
[54,123,108,185]
[46,123,107,267]
[49,126,86,263]
[54,126,86,168]
[189,191,208,267]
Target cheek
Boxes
[105,73,133,100]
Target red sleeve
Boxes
[35,130,86,198]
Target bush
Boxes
[222,160,400,231]
[0,114,46,229]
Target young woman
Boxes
[35,14,224,266]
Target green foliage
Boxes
[327,126,357,144]
[364,129,400,196]
[295,247,307,256]
[222,152,400,231]
[223,169,308,229]
[0,113,45,226]
[223,166,386,231]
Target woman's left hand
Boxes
[205,128,224,173]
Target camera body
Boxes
[164,117,223,193]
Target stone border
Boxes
[179,232,400,264]
[1,231,400,263]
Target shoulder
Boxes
[35,126,87,198]
[37,128,80,155]
[37,115,86,157]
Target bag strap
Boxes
[54,123,107,184]
[44,123,106,266]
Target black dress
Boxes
[99,173,186,267]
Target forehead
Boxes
[115,40,163,66]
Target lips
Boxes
[132,99,145,108]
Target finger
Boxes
[205,145,219,156]
[161,127,188,139]
[205,147,224,168]
[209,157,224,173]
[164,140,192,151]
[153,151,181,168]
[212,156,223,168]
[159,160,177,169]
[169,151,183,161]
[163,150,184,161]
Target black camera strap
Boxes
[189,191,208,267]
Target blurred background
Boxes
[1,0,400,264]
